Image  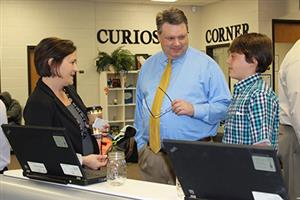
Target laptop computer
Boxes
[163,139,288,200]
[2,124,107,185]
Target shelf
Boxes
[108,87,123,91]
[99,71,138,130]
[125,103,136,106]
[108,104,125,107]
[109,120,124,123]
[106,70,139,75]
[108,87,136,90]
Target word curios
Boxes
[97,29,159,45]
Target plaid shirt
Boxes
[223,74,279,149]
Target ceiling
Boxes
[89,0,223,6]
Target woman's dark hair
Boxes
[156,7,188,34]
[34,37,76,77]
[228,32,273,73]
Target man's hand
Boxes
[172,99,194,116]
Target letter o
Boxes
[212,29,219,43]
[140,31,152,44]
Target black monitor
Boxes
[2,124,106,185]
[163,139,288,200]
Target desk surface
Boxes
[1,170,179,200]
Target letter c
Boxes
[97,29,108,44]
[206,30,212,43]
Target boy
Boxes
[222,33,279,149]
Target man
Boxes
[134,7,231,184]
[278,39,300,200]
[0,91,22,125]
[0,99,9,174]
[222,33,279,149]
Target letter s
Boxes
[152,30,159,44]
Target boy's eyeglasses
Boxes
[143,87,173,119]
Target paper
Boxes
[92,117,109,130]
[252,191,283,200]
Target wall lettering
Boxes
[97,29,159,45]
[205,23,249,44]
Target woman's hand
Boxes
[82,154,108,170]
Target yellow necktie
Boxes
[149,58,172,153]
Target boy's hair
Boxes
[228,32,272,73]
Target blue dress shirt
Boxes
[134,47,231,150]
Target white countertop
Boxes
[3,169,180,200]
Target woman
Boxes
[23,37,107,169]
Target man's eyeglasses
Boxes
[143,87,173,119]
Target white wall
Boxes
[258,0,287,37]
[0,1,204,109]
[277,0,300,19]
[196,0,259,49]
[0,0,298,113]
[0,0,96,107]
[282,0,300,18]
[94,3,204,54]
[197,0,294,93]
[267,0,300,93]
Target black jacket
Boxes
[23,79,99,155]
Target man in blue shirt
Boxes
[222,33,279,149]
[134,7,231,184]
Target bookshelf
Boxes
[99,71,138,131]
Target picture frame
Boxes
[124,89,133,104]
[135,54,150,70]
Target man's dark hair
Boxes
[228,32,273,73]
[156,7,188,34]
[34,37,76,77]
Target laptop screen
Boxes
[163,139,288,200]
[2,124,106,185]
